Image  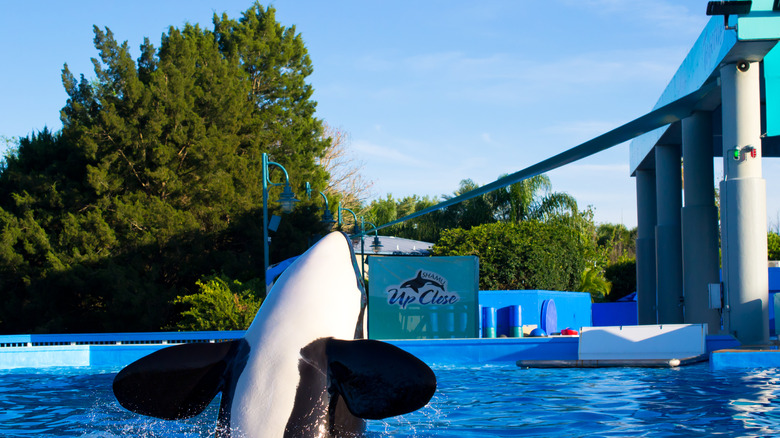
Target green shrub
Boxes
[579,266,612,302]
[173,274,262,331]
[604,258,636,301]
[769,232,780,261]
[433,221,587,291]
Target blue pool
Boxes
[2,363,780,437]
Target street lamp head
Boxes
[320,208,337,226]
[277,184,300,213]
[371,235,383,254]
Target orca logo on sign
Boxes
[386,270,460,309]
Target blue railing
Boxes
[0,331,246,348]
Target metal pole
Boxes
[360,217,366,279]
[262,153,270,286]
[261,153,298,290]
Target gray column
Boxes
[655,144,684,324]
[636,169,658,324]
[681,111,722,333]
[720,61,769,345]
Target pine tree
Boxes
[0,3,329,333]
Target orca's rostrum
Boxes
[113,232,437,437]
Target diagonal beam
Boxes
[365,79,720,235]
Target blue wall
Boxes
[0,333,739,370]
[592,302,638,326]
[769,268,780,335]
[478,290,592,335]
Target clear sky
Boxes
[2,0,778,228]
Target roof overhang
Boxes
[630,2,780,175]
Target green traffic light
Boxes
[733,148,740,160]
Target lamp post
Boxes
[337,202,360,234]
[360,218,383,280]
[262,153,299,286]
[361,218,383,254]
[338,202,362,276]
[337,203,384,278]
[305,182,337,227]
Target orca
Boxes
[113,232,437,437]
[400,270,443,294]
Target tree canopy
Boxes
[359,175,580,244]
[432,221,587,292]
[0,3,330,334]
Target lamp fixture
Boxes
[304,182,337,226]
[370,235,383,254]
[706,1,752,30]
[277,184,300,213]
[337,203,360,235]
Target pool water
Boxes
[2,363,780,437]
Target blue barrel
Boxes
[482,306,497,338]
[509,305,522,337]
[477,305,483,338]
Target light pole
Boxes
[262,153,299,286]
[337,202,360,234]
[304,182,337,227]
[360,218,383,279]
[337,203,384,278]
[338,202,361,276]
[361,218,383,254]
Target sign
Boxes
[368,256,478,339]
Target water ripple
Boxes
[2,364,780,436]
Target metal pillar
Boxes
[655,144,684,324]
[681,111,722,332]
[719,61,769,345]
[636,168,658,324]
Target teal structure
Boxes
[363,4,779,346]
[368,256,479,340]
[631,2,780,345]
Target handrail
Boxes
[0,331,246,348]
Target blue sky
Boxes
[2,0,778,228]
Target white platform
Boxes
[578,324,708,361]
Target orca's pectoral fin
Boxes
[113,340,241,420]
[326,338,437,420]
